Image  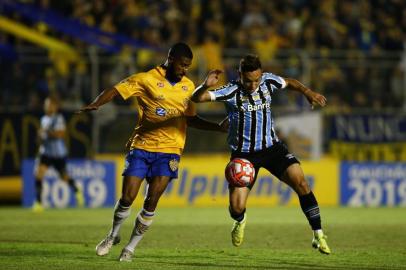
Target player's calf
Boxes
[119,208,154,261]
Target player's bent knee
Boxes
[120,196,135,207]
[230,204,245,216]
[143,195,160,211]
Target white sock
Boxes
[125,209,154,252]
[110,200,131,237]
[313,229,323,236]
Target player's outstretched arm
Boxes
[77,87,119,113]
[191,69,223,103]
[284,78,327,108]
[186,115,227,133]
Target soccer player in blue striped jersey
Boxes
[32,97,84,212]
[191,54,331,254]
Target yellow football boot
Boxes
[312,231,331,255]
[32,201,44,213]
[231,215,246,247]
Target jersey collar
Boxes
[237,81,259,96]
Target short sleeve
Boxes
[114,73,145,100]
[184,81,196,116]
[210,84,238,102]
[263,72,287,90]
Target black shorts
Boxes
[231,142,300,188]
[38,155,67,175]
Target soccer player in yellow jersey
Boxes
[79,43,223,262]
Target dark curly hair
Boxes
[239,54,262,72]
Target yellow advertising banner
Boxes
[106,154,339,208]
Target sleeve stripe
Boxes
[280,78,287,89]
[216,89,238,101]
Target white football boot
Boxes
[95,234,121,256]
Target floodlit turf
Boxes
[0,207,405,270]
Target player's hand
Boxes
[76,104,99,113]
[203,69,223,88]
[305,90,327,109]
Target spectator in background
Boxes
[1,0,406,111]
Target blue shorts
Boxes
[122,149,181,180]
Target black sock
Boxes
[229,206,246,222]
[35,178,42,203]
[299,191,321,230]
[67,178,79,193]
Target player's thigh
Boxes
[280,163,310,195]
[53,158,69,181]
[143,176,171,211]
[35,164,48,179]
[121,175,144,204]
[229,186,250,213]
[34,156,51,179]
[146,176,171,197]
[34,157,49,179]
[262,142,300,180]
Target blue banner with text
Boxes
[22,159,115,208]
[340,162,406,206]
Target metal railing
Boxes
[1,47,405,154]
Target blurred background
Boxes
[0,0,405,208]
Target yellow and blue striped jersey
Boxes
[114,66,196,155]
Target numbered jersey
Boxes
[114,66,196,155]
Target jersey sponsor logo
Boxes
[157,82,165,88]
[156,107,166,116]
[285,153,295,159]
[155,107,183,117]
[169,159,179,171]
[253,94,261,101]
[246,102,271,112]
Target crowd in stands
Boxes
[0,0,405,112]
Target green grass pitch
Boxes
[0,207,405,270]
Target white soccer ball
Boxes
[225,158,255,187]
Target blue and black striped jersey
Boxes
[209,72,287,153]
[39,113,67,158]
